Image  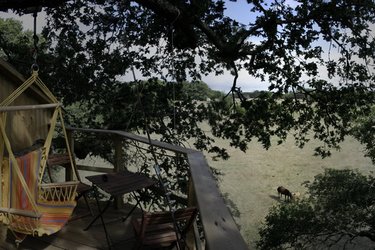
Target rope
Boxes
[38,107,59,184]
[152,164,183,250]
[140,10,183,249]
[59,107,79,181]
[0,11,43,107]
[35,75,59,103]
[120,10,183,249]
[124,56,145,133]
[169,10,179,131]
[0,73,37,106]
[129,45,184,250]
[32,11,39,72]
[170,26,177,131]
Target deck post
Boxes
[187,176,201,250]
[66,129,74,181]
[113,136,123,209]
[113,136,123,172]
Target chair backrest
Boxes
[144,206,197,225]
[136,206,198,247]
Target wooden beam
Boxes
[66,127,195,154]
[0,207,41,218]
[187,177,201,250]
[187,151,249,250]
[0,103,60,112]
[47,154,70,166]
[39,181,80,188]
[0,59,53,104]
[113,136,123,172]
[76,164,114,174]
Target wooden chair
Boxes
[132,207,198,249]
[47,153,94,220]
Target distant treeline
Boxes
[182,81,304,101]
[182,82,307,101]
[242,91,306,99]
[182,81,224,100]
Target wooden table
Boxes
[84,171,155,249]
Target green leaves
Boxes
[36,1,375,160]
[0,18,36,73]
[2,0,375,169]
[257,169,375,249]
[351,106,375,164]
[258,201,316,249]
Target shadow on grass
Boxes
[222,192,241,229]
[269,195,288,203]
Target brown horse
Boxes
[277,186,292,201]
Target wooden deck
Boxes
[66,127,249,250]
[0,200,146,250]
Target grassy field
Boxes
[205,134,373,248]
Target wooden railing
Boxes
[66,127,249,250]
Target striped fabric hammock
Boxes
[0,70,79,243]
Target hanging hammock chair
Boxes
[0,70,79,242]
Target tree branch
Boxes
[133,0,181,21]
[193,18,227,53]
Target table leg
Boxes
[84,193,113,230]
[84,187,113,249]
[122,191,143,222]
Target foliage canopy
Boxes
[257,169,375,249]
[1,0,374,161]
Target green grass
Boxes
[205,135,373,248]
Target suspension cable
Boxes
[142,10,183,249]
[121,9,184,249]
[170,9,180,131]
[32,11,39,72]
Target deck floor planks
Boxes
[0,200,140,249]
